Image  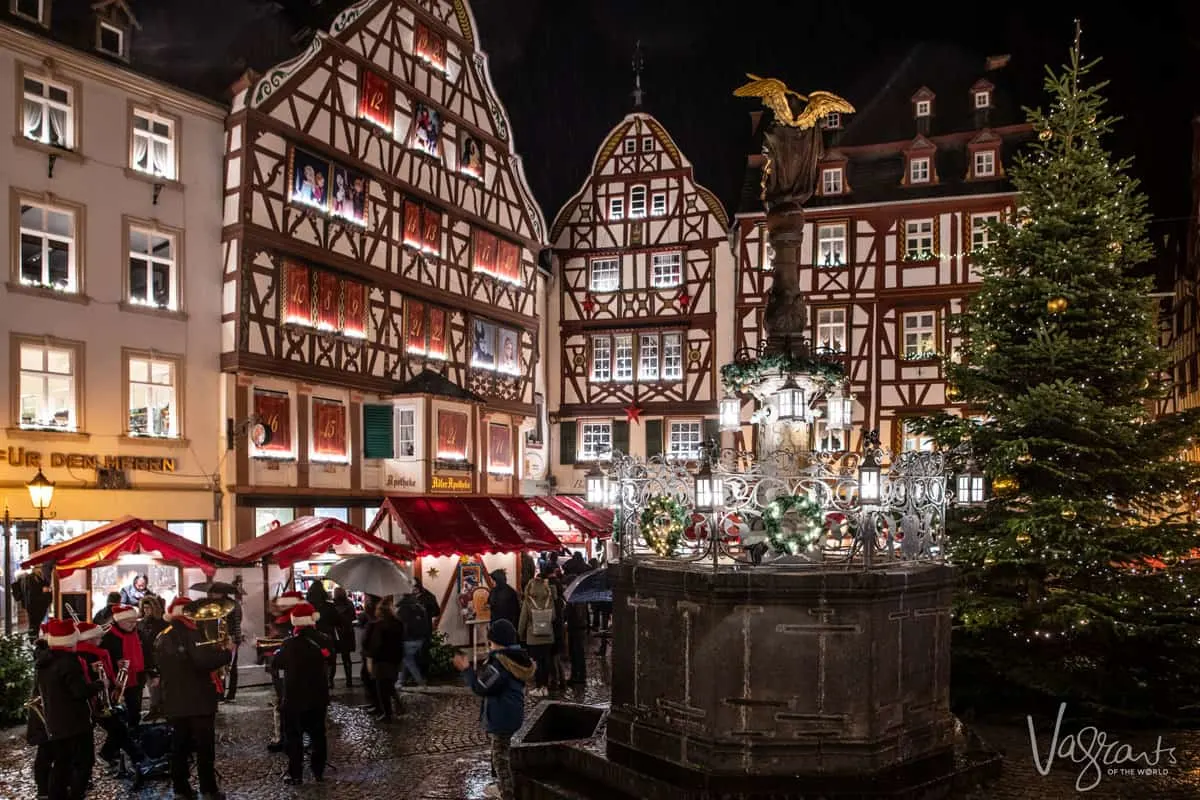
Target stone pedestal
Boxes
[605,560,957,782]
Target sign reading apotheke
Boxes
[431,475,472,492]
[0,446,177,473]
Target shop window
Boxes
[255,508,294,536]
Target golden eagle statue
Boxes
[733,74,855,129]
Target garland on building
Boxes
[761,494,825,555]
[640,495,688,557]
[720,352,844,395]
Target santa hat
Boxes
[45,619,77,649]
[111,604,139,625]
[290,602,318,627]
[275,591,305,611]
[75,622,104,642]
[166,596,192,619]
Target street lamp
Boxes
[26,468,55,551]
[694,460,725,568]
[585,463,609,507]
[858,450,882,505]
[719,395,741,433]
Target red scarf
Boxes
[77,641,114,682]
[109,626,144,683]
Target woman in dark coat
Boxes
[331,586,357,687]
[363,596,405,722]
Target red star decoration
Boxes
[678,293,690,309]
[581,295,596,315]
[623,403,643,424]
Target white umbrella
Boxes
[325,554,413,598]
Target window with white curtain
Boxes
[591,336,611,382]
[667,421,703,460]
[589,258,619,292]
[638,334,659,381]
[395,406,416,457]
[651,252,682,288]
[663,333,683,380]
[22,74,72,149]
[131,109,176,179]
[614,334,634,381]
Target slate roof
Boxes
[736,42,1034,216]
[1,0,356,103]
[393,369,484,402]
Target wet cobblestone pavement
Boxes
[2,646,1200,799]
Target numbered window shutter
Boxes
[559,420,577,465]
[702,418,720,448]
[612,420,630,455]
[644,419,664,458]
[362,405,394,459]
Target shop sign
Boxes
[431,474,472,492]
[0,446,176,473]
[383,460,423,492]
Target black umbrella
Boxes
[189,580,241,596]
[562,568,611,605]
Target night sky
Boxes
[470,0,1199,234]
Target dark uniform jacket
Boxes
[271,628,333,711]
[34,647,99,741]
[154,621,232,718]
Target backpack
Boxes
[529,598,554,638]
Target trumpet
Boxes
[25,694,48,732]
[112,658,130,712]
[91,661,116,718]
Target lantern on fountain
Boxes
[719,394,742,433]
[825,385,854,431]
[774,377,807,423]
[955,459,986,506]
[585,463,610,507]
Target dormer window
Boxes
[909,158,930,184]
[974,90,991,109]
[822,167,844,195]
[823,112,842,130]
[974,150,996,177]
[97,20,127,58]
[642,136,653,151]
[623,139,636,155]
[915,100,931,118]
[11,0,47,25]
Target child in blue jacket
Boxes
[454,618,536,800]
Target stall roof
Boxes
[22,516,235,578]
[225,516,411,568]
[376,497,562,557]
[529,496,613,539]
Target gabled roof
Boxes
[23,516,237,577]
[225,516,410,567]
[736,43,1032,215]
[394,368,484,402]
[550,110,728,244]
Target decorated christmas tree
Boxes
[924,28,1200,720]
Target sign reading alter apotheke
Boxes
[0,446,177,473]
[431,474,472,493]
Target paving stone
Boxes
[1,643,1197,798]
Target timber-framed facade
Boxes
[220,0,548,542]
[732,45,1032,456]
[546,112,735,494]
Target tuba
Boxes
[179,598,235,694]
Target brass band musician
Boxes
[260,590,304,753]
[77,621,145,784]
[31,619,101,800]
[155,596,235,800]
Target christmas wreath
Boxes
[761,494,825,555]
[720,352,844,395]
[640,495,689,557]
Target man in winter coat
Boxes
[272,602,334,784]
[486,569,521,629]
[155,596,235,800]
[454,619,535,800]
[100,604,145,730]
[396,591,430,688]
[33,619,101,800]
[305,582,341,687]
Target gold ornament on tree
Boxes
[1017,452,1033,465]
[1061,507,1077,520]
[1039,129,1053,141]
[1046,296,1069,314]
[1108,241,1122,254]
[992,476,1019,495]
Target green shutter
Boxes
[362,405,394,459]
[560,420,577,465]
[703,418,720,449]
[644,419,664,458]
[612,420,630,456]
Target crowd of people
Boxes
[22,552,610,800]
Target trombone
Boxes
[179,598,236,692]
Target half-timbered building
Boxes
[732,45,1032,454]
[547,110,735,493]
[220,0,549,545]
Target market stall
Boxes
[369,497,563,646]
[21,515,237,620]
[528,495,613,559]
